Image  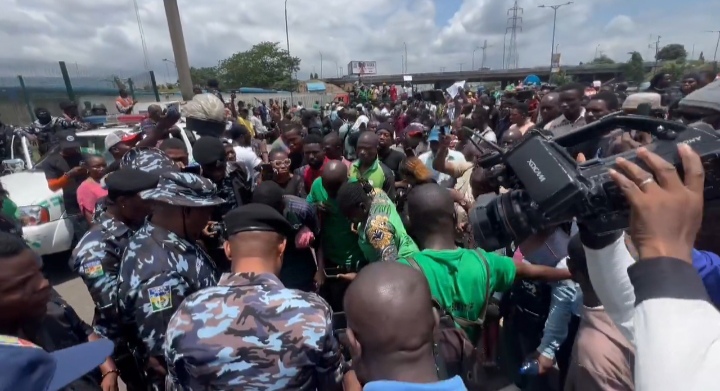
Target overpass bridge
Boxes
[325,62,662,89]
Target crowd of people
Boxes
[0,69,720,391]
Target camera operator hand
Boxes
[609,145,703,263]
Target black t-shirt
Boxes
[42,153,86,214]
[378,148,405,180]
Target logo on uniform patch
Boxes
[0,335,40,349]
[83,260,104,278]
[148,286,172,313]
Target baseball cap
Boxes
[0,335,114,391]
[105,130,141,150]
[57,131,80,149]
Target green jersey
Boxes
[359,191,419,263]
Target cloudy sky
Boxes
[1,0,719,83]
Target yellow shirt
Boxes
[237,117,255,137]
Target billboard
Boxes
[347,61,377,76]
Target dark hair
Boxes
[558,83,585,97]
[251,181,285,212]
[512,102,530,117]
[0,182,8,199]
[303,133,323,146]
[207,79,220,89]
[0,231,29,258]
[228,124,250,141]
[649,73,668,89]
[336,180,373,215]
[268,149,287,161]
[158,138,187,152]
[590,91,620,111]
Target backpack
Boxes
[405,250,491,391]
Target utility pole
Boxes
[403,42,408,73]
[284,0,294,103]
[472,47,479,71]
[706,30,720,63]
[505,1,523,69]
[539,2,573,74]
[480,40,491,70]
[440,67,446,72]
[648,35,661,72]
[163,0,193,100]
[459,63,464,71]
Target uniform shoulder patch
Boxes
[82,260,104,278]
[148,286,173,313]
[0,335,40,349]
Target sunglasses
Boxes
[271,159,291,168]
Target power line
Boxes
[706,30,720,63]
[131,0,150,71]
[505,0,523,69]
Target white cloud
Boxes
[1,0,719,83]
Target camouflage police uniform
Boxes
[164,204,345,391]
[117,171,225,389]
[92,147,179,224]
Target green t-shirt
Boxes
[1,197,19,221]
[307,178,364,269]
[359,191,418,263]
[349,158,385,191]
[398,248,517,341]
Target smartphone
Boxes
[260,163,274,180]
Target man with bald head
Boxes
[350,131,396,199]
[307,160,364,311]
[344,261,466,390]
[537,92,562,129]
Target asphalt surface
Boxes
[47,254,519,391]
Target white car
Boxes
[0,123,196,257]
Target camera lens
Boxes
[469,190,537,251]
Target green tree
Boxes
[656,44,687,61]
[218,41,301,91]
[549,71,574,86]
[189,67,219,87]
[590,54,615,65]
[622,51,645,84]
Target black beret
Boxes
[105,168,158,194]
[224,203,293,237]
[192,137,226,165]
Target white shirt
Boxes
[233,145,262,186]
[419,150,466,188]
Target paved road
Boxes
[48,261,519,391]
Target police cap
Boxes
[192,137,226,166]
[105,168,159,194]
[224,203,293,237]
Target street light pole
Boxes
[539,2,573,73]
[319,51,323,79]
[162,58,177,83]
[403,42,408,73]
[594,44,600,59]
[285,0,294,103]
[163,0,193,100]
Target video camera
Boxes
[469,115,720,251]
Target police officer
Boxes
[92,147,179,224]
[164,203,345,390]
[70,168,159,389]
[193,137,251,268]
[117,171,224,389]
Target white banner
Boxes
[446,80,466,99]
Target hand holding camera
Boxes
[609,145,703,263]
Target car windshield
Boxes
[27,134,115,170]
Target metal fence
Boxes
[0,60,349,126]
[0,61,162,125]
